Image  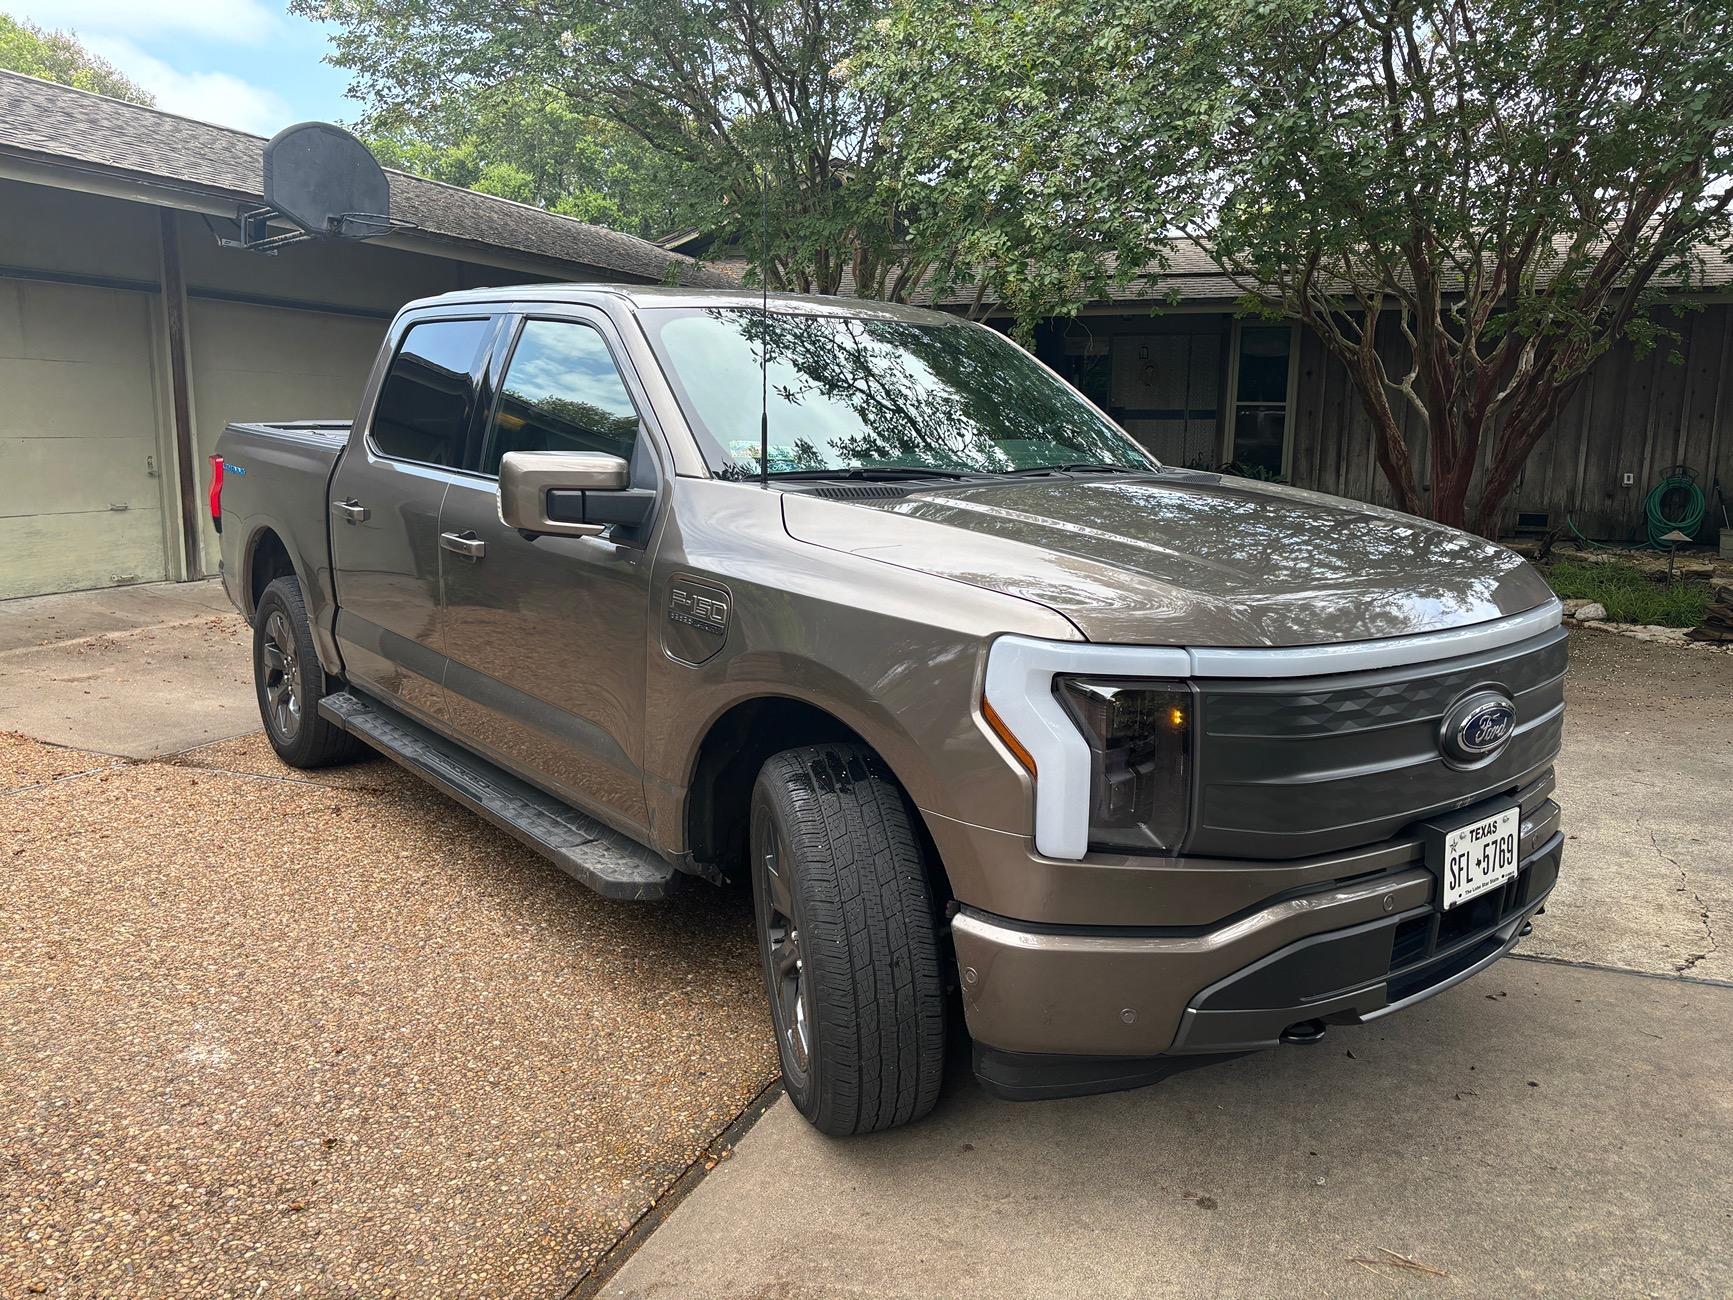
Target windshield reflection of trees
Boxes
[706,309,1147,477]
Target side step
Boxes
[319,690,677,901]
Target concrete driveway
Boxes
[0,580,253,758]
[605,628,1733,1300]
[2,585,1729,1298]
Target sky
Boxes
[10,0,357,135]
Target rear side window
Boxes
[480,319,639,476]
[370,318,491,467]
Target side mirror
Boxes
[498,450,653,537]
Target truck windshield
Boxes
[641,306,1156,479]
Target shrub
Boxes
[1543,559,1713,628]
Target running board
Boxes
[319,690,676,901]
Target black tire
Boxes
[252,576,363,769]
[750,744,947,1136]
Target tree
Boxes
[866,0,1733,534]
[0,14,154,104]
[298,0,944,297]
[362,83,691,239]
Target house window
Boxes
[1227,324,1294,476]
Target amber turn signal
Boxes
[981,697,1036,775]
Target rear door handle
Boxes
[440,530,486,560]
[334,499,369,524]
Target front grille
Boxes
[1386,849,1557,1002]
[1188,626,1566,859]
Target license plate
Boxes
[1439,806,1521,910]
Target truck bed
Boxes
[226,420,353,447]
[214,419,355,631]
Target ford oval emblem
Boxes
[1439,690,1516,766]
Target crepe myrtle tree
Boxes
[865,0,1733,534]
[298,0,949,300]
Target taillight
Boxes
[208,455,224,533]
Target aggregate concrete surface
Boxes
[0,731,777,1298]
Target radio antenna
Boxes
[758,167,770,488]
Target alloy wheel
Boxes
[260,610,303,740]
[760,820,811,1086]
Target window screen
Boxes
[481,319,639,476]
[370,318,490,467]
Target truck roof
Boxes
[402,283,966,326]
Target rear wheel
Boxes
[750,745,946,1135]
[252,576,363,768]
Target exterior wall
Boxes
[1033,300,1731,543]
[1033,313,1232,468]
[1287,304,1733,541]
[0,178,596,600]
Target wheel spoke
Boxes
[763,832,794,919]
[771,936,800,982]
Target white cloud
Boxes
[82,35,291,135]
[11,0,277,45]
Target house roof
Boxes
[850,238,1733,313]
[0,70,735,287]
[908,244,1247,309]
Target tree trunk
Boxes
[1347,354,1427,517]
[1427,410,1476,531]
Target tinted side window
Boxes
[370,318,491,467]
[481,319,638,476]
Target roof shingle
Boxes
[0,70,735,287]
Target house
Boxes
[0,71,733,601]
[930,245,1733,544]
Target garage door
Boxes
[187,298,386,574]
[0,277,172,599]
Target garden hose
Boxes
[1567,464,1706,550]
[1644,465,1706,547]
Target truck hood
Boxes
[780,469,1556,646]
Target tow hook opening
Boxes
[1281,1019,1328,1045]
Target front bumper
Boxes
[954,805,1562,1100]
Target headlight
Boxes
[1054,677,1192,853]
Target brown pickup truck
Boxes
[213,285,1565,1134]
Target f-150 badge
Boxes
[670,584,728,635]
[666,579,730,664]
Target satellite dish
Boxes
[222,122,393,252]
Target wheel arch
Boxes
[242,525,299,624]
[683,694,954,902]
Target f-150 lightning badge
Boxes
[666,578,730,664]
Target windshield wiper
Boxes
[766,466,971,482]
[999,462,1149,476]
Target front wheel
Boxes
[750,745,947,1136]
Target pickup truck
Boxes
[213,285,1565,1135]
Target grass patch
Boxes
[1543,559,1714,627]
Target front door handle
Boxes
[440,530,486,560]
[334,498,369,524]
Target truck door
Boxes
[437,311,656,836]
[329,313,495,722]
